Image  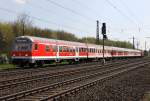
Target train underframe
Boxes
[11,56,142,67]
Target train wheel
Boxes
[19,63,24,68]
[68,60,73,64]
[36,61,44,67]
[29,63,35,68]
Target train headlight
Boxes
[25,54,28,56]
[13,54,15,56]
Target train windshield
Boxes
[12,38,32,51]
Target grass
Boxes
[0,64,16,70]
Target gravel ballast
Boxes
[62,64,150,101]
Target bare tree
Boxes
[14,13,33,36]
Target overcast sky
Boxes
[0,0,150,50]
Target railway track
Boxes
[0,58,149,101]
[0,60,125,81]
[0,58,141,83]
[0,59,136,85]
[0,59,136,96]
[0,58,140,79]
[0,62,102,78]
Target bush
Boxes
[0,54,9,64]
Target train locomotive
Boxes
[11,36,143,67]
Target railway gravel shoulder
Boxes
[62,62,150,101]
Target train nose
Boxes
[13,54,15,56]
[12,52,31,57]
[25,54,28,56]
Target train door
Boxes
[55,45,59,62]
[75,47,79,61]
[55,41,59,62]
[86,45,89,60]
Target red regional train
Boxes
[11,36,143,67]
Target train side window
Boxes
[86,48,87,52]
[76,47,78,52]
[34,44,38,50]
[70,48,73,52]
[66,47,69,52]
[90,49,92,53]
[73,48,75,52]
[82,48,84,52]
[63,46,67,52]
[46,45,50,52]
[62,46,64,52]
[59,46,62,52]
[63,47,67,52]
[79,48,81,52]
[83,48,85,52]
[67,47,69,52]
[52,46,57,52]
[64,47,67,52]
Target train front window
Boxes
[12,39,32,51]
[34,44,38,50]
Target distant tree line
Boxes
[80,37,133,48]
[0,14,133,54]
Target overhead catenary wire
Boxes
[117,0,142,24]
[70,0,97,14]
[46,0,96,22]
[116,0,143,32]
[105,0,138,25]
[70,0,145,34]
[70,0,114,24]
[0,7,93,35]
[44,0,144,34]
[26,2,95,28]
[70,0,142,34]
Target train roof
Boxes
[16,36,141,52]
[17,36,86,47]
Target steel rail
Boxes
[0,60,148,101]
[0,59,139,90]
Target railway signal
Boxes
[96,20,100,44]
[102,23,107,40]
[101,23,107,64]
